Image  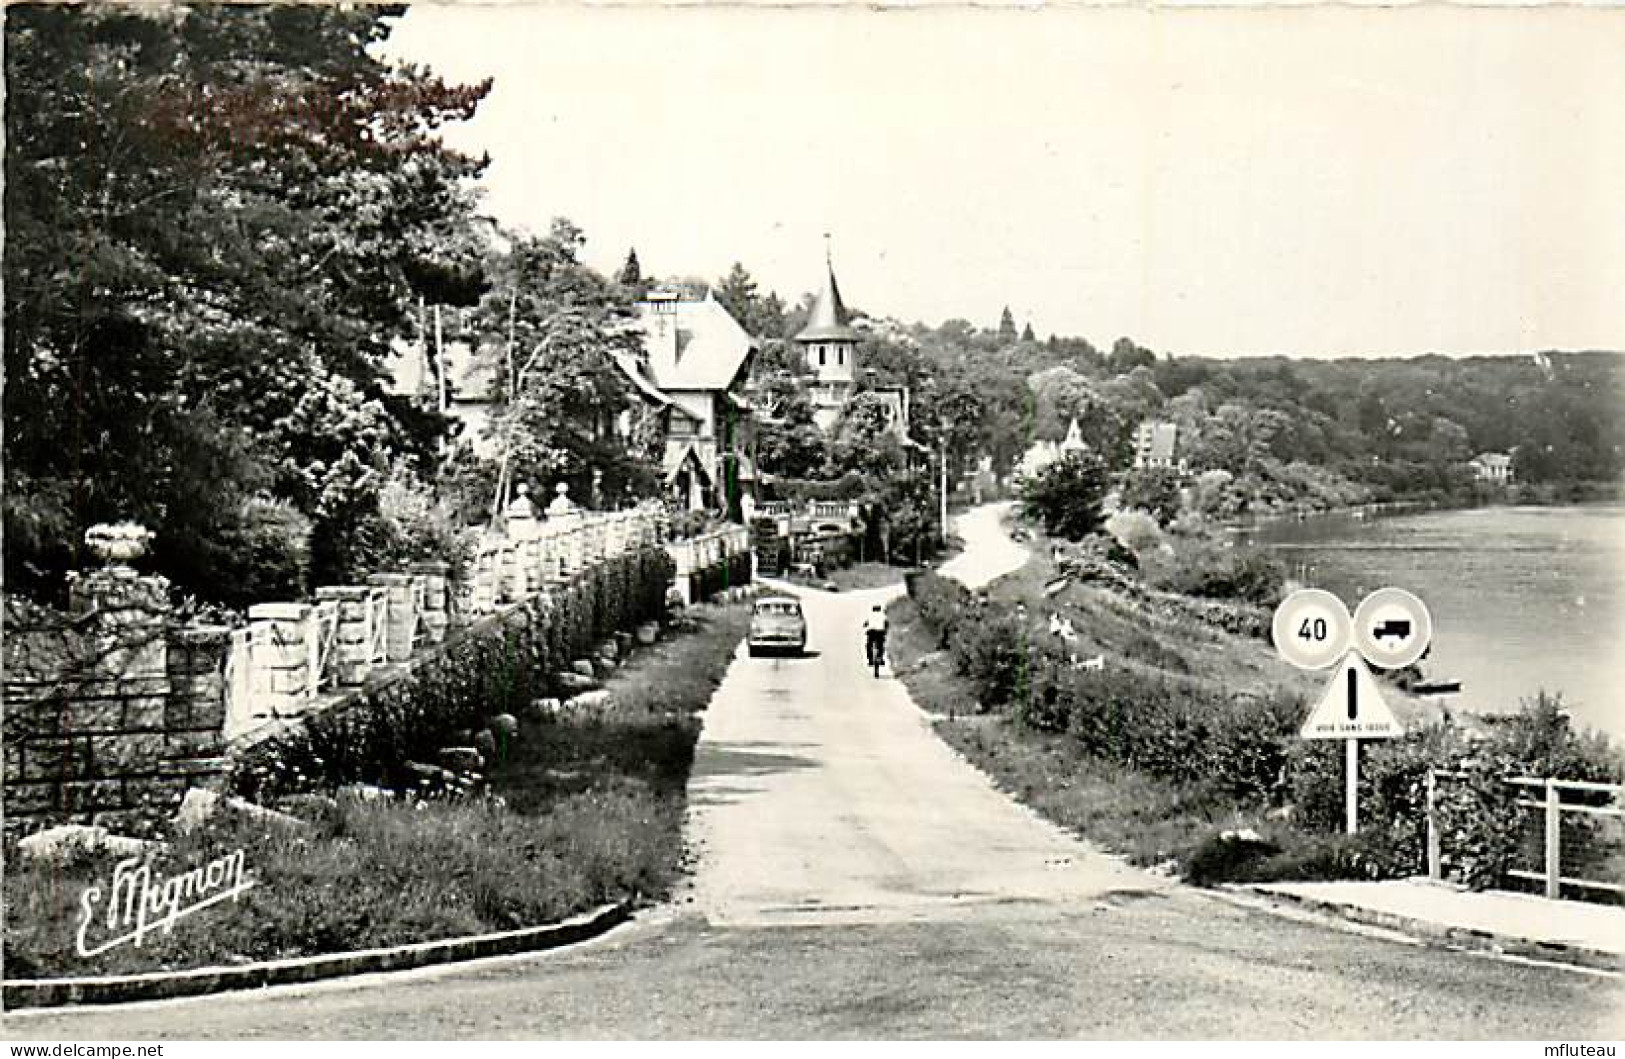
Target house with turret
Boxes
[794,249,908,437]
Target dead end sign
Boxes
[1301,653,1405,740]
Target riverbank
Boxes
[3,601,752,979]
[890,543,1625,893]
[1221,479,1625,537]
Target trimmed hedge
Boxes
[233,547,676,802]
[687,550,752,603]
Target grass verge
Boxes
[3,601,751,979]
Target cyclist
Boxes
[862,604,888,669]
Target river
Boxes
[1233,503,1625,744]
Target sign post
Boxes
[1273,587,1430,835]
[1346,739,1359,836]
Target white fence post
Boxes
[1544,779,1562,899]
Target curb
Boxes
[1238,885,1624,974]
[2,900,633,1010]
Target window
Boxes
[837,347,844,366]
[819,347,826,367]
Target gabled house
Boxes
[615,289,759,514]
[1014,418,1089,482]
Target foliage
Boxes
[1142,535,1285,607]
[3,4,488,601]
[870,471,943,566]
[753,373,828,481]
[1104,510,1170,566]
[1117,466,1184,525]
[905,570,973,648]
[206,497,314,610]
[1019,451,1109,541]
[476,221,655,509]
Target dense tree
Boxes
[998,306,1018,340]
[1107,337,1157,375]
[753,374,827,481]
[476,221,655,511]
[1118,466,1184,526]
[615,247,647,300]
[1019,451,1110,541]
[3,4,490,598]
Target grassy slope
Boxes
[4,602,751,979]
[889,546,1420,875]
[890,584,1257,871]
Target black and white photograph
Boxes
[3,0,1623,1043]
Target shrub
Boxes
[1145,535,1284,606]
[1019,451,1109,541]
[907,570,973,648]
[1105,509,1170,565]
[208,497,313,609]
[949,606,1036,712]
[1117,466,1184,525]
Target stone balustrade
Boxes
[665,524,752,605]
[2,495,712,838]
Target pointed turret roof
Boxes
[795,246,860,344]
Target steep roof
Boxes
[639,294,758,392]
[795,263,860,344]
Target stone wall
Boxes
[3,570,228,840]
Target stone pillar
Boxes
[247,603,313,718]
[165,625,230,763]
[471,547,498,614]
[316,586,382,686]
[66,564,172,702]
[545,482,583,578]
[506,484,543,595]
[410,560,450,645]
[368,573,420,663]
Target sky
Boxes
[384,4,1625,359]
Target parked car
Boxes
[748,596,807,657]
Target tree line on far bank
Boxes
[712,254,1622,521]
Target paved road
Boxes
[8,503,1623,1038]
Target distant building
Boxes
[385,309,502,458]
[1133,421,1182,472]
[1059,418,1088,456]
[1014,418,1089,481]
[794,248,908,439]
[386,291,759,514]
[1469,451,1514,484]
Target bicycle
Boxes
[865,632,885,678]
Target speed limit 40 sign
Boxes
[1271,588,1353,671]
